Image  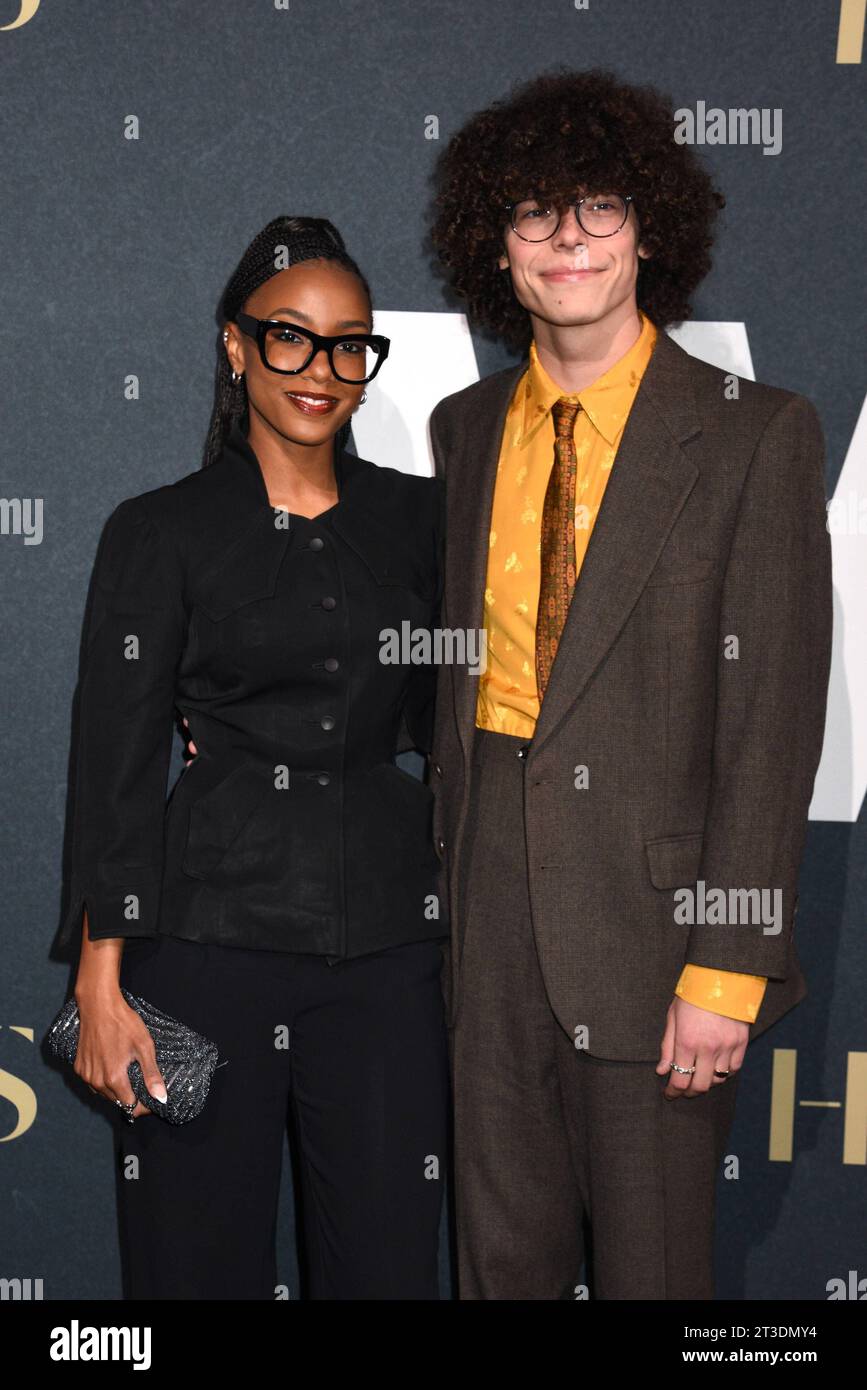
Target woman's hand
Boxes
[74,987,167,1119]
[182,715,198,763]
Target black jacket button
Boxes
[317,772,331,786]
[320,716,335,731]
[432,761,443,777]
[517,744,529,759]
[324,657,339,672]
[321,596,337,610]
[308,537,324,551]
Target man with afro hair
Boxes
[426,67,832,1299]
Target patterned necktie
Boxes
[535,396,582,699]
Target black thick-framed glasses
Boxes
[234,312,390,385]
[505,193,634,241]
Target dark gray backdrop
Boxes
[1,0,864,1301]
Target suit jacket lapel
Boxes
[532,363,700,757]
[446,331,704,765]
[445,362,526,768]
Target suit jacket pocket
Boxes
[644,558,716,588]
[644,832,704,889]
[182,763,272,880]
[188,510,292,622]
[331,509,437,602]
[374,555,437,603]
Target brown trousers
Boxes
[449,727,740,1300]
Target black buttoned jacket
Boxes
[57,422,447,960]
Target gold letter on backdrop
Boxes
[838,0,866,61]
[0,1,41,31]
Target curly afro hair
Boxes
[428,67,725,354]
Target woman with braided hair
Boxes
[59,215,449,1299]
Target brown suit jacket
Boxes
[428,327,833,1060]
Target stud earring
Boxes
[223,329,242,381]
[360,390,368,404]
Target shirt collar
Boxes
[225,417,348,513]
[516,309,658,449]
[218,418,426,592]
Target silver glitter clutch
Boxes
[47,989,224,1124]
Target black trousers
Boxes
[116,932,449,1300]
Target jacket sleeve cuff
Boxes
[675,963,768,1022]
[56,867,162,953]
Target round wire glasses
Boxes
[505,193,634,241]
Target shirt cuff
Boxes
[675,964,768,1023]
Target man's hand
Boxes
[182,716,198,764]
[655,996,749,1099]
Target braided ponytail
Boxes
[202,216,373,468]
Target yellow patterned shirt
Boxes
[474,311,767,1024]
